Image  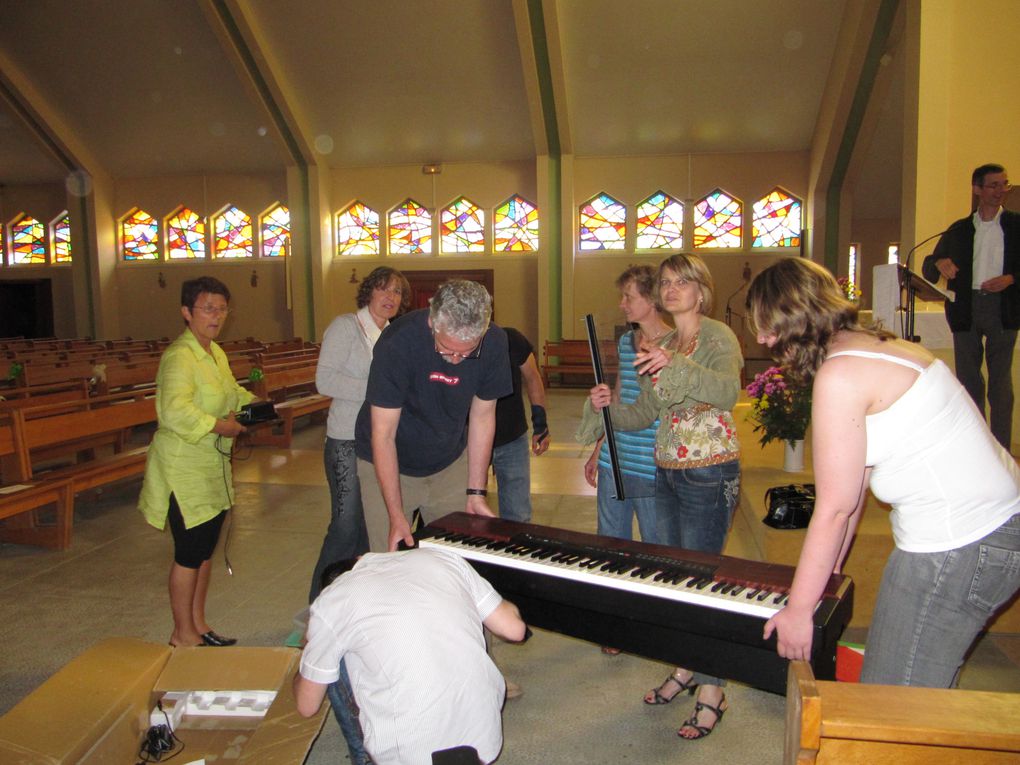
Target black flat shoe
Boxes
[201,631,237,647]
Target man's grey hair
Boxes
[429,280,492,342]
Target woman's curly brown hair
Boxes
[356,267,411,311]
[745,257,891,385]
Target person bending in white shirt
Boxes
[294,548,527,765]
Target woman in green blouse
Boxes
[138,277,254,648]
[581,254,743,741]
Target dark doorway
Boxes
[403,270,495,311]
[0,280,55,339]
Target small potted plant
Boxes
[745,366,812,471]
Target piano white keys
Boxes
[419,532,789,620]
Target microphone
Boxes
[905,219,969,274]
[724,263,752,327]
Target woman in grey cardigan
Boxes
[309,266,410,602]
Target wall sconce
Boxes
[158,272,166,289]
[251,269,258,288]
[421,163,442,175]
[349,268,358,283]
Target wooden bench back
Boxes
[785,661,1020,764]
[19,360,97,388]
[252,360,318,401]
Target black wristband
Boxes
[466,488,488,497]
[530,404,548,433]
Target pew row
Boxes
[785,660,1020,765]
[248,358,329,448]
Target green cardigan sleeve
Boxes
[654,321,742,411]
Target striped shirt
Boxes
[597,331,660,481]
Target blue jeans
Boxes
[310,438,369,603]
[596,465,660,543]
[656,460,741,687]
[861,513,1020,687]
[327,659,371,765]
[492,433,532,523]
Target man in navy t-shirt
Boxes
[355,280,512,551]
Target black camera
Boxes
[236,401,277,425]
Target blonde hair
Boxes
[745,257,891,384]
[656,254,714,315]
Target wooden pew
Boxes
[540,338,618,387]
[92,358,160,396]
[248,358,329,448]
[785,661,1020,764]
[0,391,156,484]
[0,379,92,419]
[0,479,74,550]
[0,392,156,549]
[16,359,97,388]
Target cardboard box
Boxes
[0,637,328,764]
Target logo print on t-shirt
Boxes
[429,372,460,385]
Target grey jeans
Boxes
[953,290,1017,450]
[861,513,1020,687]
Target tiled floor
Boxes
[1,388,1017,765]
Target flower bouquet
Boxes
[745,366,811,447]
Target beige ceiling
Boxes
[2,0,900,215]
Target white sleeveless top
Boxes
[826,350,1020,552]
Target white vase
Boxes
[783,439,805,472]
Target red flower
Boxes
[676,445,688,458]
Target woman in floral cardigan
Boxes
[580,253,743,741]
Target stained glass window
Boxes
[165,206,206,259]
[441,196,485,253]
[214,205,253,258]
[636,191,684,249]
[52,212,71,263]
[11,216,46,264]
[261,204,290,257]
[337,201,380,255]
[388,198,432,255]
[751,188,801,248]
[493,194,538,252]
[579,192,625,251]
[122,209,159,260]
[693,189,742,248]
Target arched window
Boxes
[751,188,801,248]
[336,201,380,256]
[10,215,46,264]
[122,209,160,260]
[440,196,485,253]
[213,205,253,258]
[388,198,432,255]
[636,191,684,249]
[165,206,206,259]
[579,192,625,251]
[693,189,742,249]
[493,194,538,252]
[260,204,290,257]
[51,212,71,263]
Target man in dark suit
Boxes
[922,163,1019,450]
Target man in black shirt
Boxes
[355,280,512,551]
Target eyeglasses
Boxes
[194,304,230,316]
[433,329,483,361]
[981,181,1012,191]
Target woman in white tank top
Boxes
[745,257,1020,687]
